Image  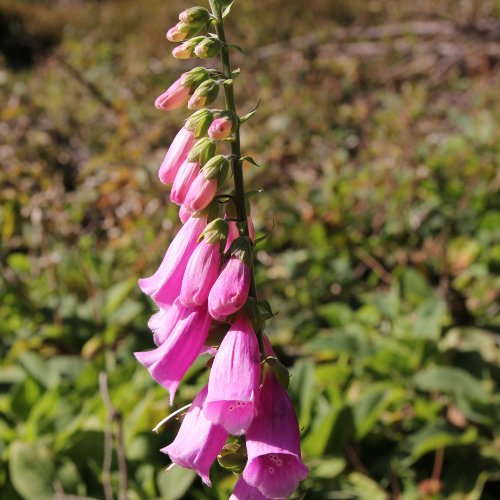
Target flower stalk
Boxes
[208,0,264,356]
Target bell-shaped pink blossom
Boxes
[230,476,272,500]
[243,374,308,499]
[155,75,191,111]
[208,257,250,321]
[179,205,191,223]
[138,216,206,308]
[162,386,228,486]
[158,127,195,185]
[180,240,221,306]
[134,303,211,404]
[183,171,218,212]
[204,315,260,435]
[170,160,200,205]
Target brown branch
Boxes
[99,372,115,500]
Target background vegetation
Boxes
[1,0,499,498]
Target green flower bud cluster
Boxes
[167,5,222,60]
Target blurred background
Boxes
[1,0,499,498]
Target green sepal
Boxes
[202,155,229,185]
[199,218,229,245]
[179,6,211,26]
[185,109,214,138]
[264,356,290,389]
[181,66,209,89]
[217,441,247,473]
[187,137,216,165]
[195,37,222,58]
[227,236,253,267]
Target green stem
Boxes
[209,0,264,356]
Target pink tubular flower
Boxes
[204,315,260,435]
[180,240,221,306]
[155,75,191,111]
[208,256,250,321]
[183,171,218,212]
[134,303,211,404]
[179,204,192,223]
[138,216,206,308]
[230,476,272,500]
[158,127,195,185]
[243,374,308,499]
[170,160,200,205]
[162,386,227,485]
[208,116,233,140]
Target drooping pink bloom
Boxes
[158,127,195,185]
[148,300,187,346]
[180,240,221,306]
[170,160,200,205]
[230,476,272,500]
[179,204,191,223]
[138,216,206,308]
[155,75,191,111]
[243,374,308,499]
[134,303,211,404]
[208,116,233,140]
[204,315,260,435]
[183,171,217,212]
[208,257,250,321]
[162,386,228,486]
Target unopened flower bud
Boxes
[202,154,229,185]
[208,112,237,140]
[185,108,214,138]
[188,79,219,109]
[188,137,216,165]
[179,6,211,26]
[200,218,229,245]
[172,36,204,59]
[194,37,222,59]
[166,22,202,42]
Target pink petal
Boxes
[158,127,195,185]
[183,172,217,212]
[230,476,273,500]
[162,386,227,485]
[171,161,200,205]
[204,315,260,435]
[155,76,190,111]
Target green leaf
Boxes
[19,352,58,389]
[414,366,488,403]
[289,358,315,429]
[347,472,389,500]
[310,457,346,479]
[9,441,56,500]
[103,277,138,318]
[240,100,261,123]
[240,156,260,167]
[351,385,402,439]
[404,422,477,464]
[157,466,196,500]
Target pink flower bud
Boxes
[208,116,233,140]
[138,215,206,308]
[180,240,221,306]
[208,257,250,321]
[224,220,239,253]
[204,315,260,435]
[170,160,200,205]
[187,93,207,110]
[179,205,192,223]
[183,171,218,212]
[155,75,191,111]
[172,42,193,59]
[166,25,187,42]
[161,386,227,485]
[134,303,212,404]
[158,127,195,185]
[242,374,308,498]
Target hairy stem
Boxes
[209,0,264,355]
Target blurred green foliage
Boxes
[1,0,499,498]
